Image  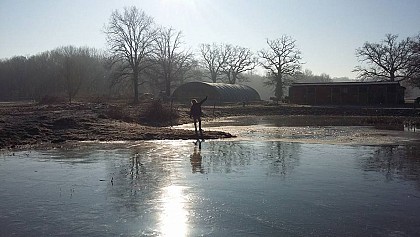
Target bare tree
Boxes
[408,33,420,87]
[199,43,257,84]
[0,56,28,100]
[104,6,156,103]
[59,46,93,103]
[0,46,108,102]
[62,47,82,103]
[259,36,303,100]
[56,46,105,103]
[354,34,420,82]
[222,45,258,84]
[294,69,333,83]
[153,27,194,98]
[199,43,227,82]
[25,52,59,100]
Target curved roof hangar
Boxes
[172,82,261,103]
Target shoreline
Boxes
[1,102,419,150]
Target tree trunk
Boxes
[165,77,171,99]
[231,72,238,84]
[275,76,283,99]
[211,72,217,83]
[390,71,395,82]
[133,71,139,104]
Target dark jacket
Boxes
[190,96,207,118]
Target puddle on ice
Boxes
[1,119,420,236]
[176,116,420,145]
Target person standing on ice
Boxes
[190,96,208,138]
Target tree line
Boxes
[0,46,109,102]
[0,6,418,103]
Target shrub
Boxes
[139,100,179,126]
[105,105,132,122]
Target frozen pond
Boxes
[1,119,420,236]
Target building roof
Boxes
[290,81,402,87]
[172,82,261,102]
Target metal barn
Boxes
[172,82,261,103]
[289,81,405,105]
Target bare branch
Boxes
[152,27,194,97]
[104,6,156,103]
[259,35,303,99]
[354,34,418,82]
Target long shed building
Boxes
[172,82,261,103]
[289,81,405,105]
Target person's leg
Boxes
[198,118,203,137]
[193,118,198,136]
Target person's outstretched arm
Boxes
[199,96,208,105]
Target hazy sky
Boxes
[1,0,419,78]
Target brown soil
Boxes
[1,101,419,150]
[0,101,230,150]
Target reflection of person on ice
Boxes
[190,96,207,139]
[190,142,203,173]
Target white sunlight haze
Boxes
[0,0,419,78]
